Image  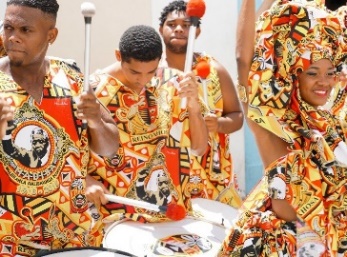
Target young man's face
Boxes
[159,11,192,54]
[120,58,160,93]
[3,5,57,67]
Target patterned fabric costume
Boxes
[332,6,347,122]
[0,37,5,58]
[160,53,242,208]
[219,1,347,256]
[0,21,6,58]
[187,53,242,208]
[0,58,96,256]
[88,67,206,235]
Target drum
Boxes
[190,198,239,229]
[103,198,239,257]
[35,247,137,257]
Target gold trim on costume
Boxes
[237,82,247,103]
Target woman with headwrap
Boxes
[219,0,347,256]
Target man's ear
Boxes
[115,50,122,61]
[48,27,58,44]
[159,26,163,36]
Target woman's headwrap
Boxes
[247,0,347,143]
[330,6,347,118]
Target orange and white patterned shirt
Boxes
[0,58,94,256]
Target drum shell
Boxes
[35,246,137,257]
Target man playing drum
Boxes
[0,0,119,255]
[85,24,209,244]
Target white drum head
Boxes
[103,218,227,257]
[103,198,239,256]
[36,247,136,257]
[190,198,239,228]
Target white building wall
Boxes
[49,0,152,73]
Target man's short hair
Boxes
[119,25,162,63]
[7,0,59,19]
[158,0,201,27]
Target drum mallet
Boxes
[81,2,96,128]
[181,0,206,109]
[105,194,186,221]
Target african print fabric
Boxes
[331,6,347,122]
[219,1,347,256]
[0,37,5,58]
[159,53,242,208]
[187,53,242,208]
[0,21,5,58]
[0,58,96,256]
[87,67,204,236]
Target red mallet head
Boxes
[186,0,206,18]
[166,203,187,221]
[196,60,210,79]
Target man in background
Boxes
[158,0,243,207]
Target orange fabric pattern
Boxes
[0,36,5,58]
[88,68,199,235]
[0,58,95,256]
[163,53,242,209]
[219,1,347,256]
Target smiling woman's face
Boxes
[298,58,336,108]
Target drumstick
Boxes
[181,0,206,109]
[195,60,210,106]
[105,194,186,221]
[81,2,95,92]
[81,2,96,127]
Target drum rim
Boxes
[35,246,137,257]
